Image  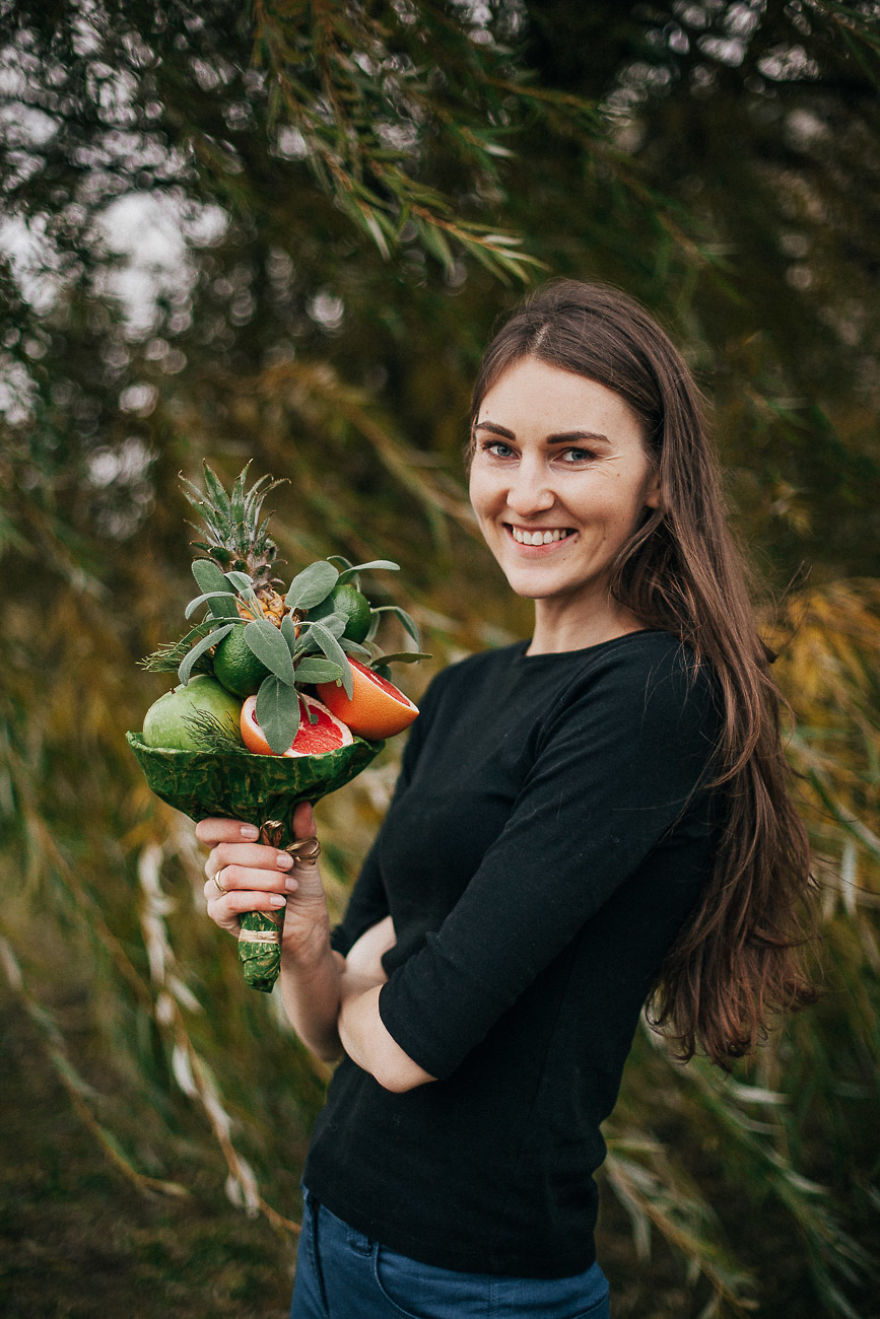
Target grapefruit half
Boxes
[240,693,353,757]
[316,658,418,740]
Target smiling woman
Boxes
[469,357,661,653]
[197,279,818,1319]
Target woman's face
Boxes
[469,356,660,634]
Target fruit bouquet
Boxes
[127,464,424,992]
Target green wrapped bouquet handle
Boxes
[126,732,383,991]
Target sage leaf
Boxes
[178,623,234,685]
[191,559,240,618]
[339,637,372,659]
[280,613,298,653]
[255,677,302,754]
[371,651,431,665]
[224,569,262,614]
[336,559,400,586]
[285,561,339,611]
[309,611,346,638]
[294,657,345,684]
[185,590,240,620]
[244,620,296,685]
[372,604,420,645]
[309,623,353,697]
[224,569,255,593]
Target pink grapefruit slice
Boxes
[240,694,354,757]
[316,658,419,740]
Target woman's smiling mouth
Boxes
[507,525,576,547]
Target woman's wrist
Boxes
[280,915,335,974]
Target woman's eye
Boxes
[481,440,515,459]
[558,447,596,465]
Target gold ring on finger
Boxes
[288,837,321,865]
[211,874,227,897]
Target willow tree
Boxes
[1,1,878,1315]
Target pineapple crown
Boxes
[180,460,286,590]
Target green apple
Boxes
[142,675,242,750]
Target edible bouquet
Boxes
[127,463,424,992]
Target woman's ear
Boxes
[644,470,662,510]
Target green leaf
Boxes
[223,569,262,615]
[225,569,255,592]
[184,590,240,620]
[308,611,346,638]
[255,677,302,754]
[285,561,339,610]
[371,651,431,665]
[178,623,235,684]
[294,657,345,684]
[336,559,400,586]
[201,462,233,520]
[280,613,298,652]
[140,618,223,673]
[372,604,420,645]
[191,560,239,618]
[339,637,372,659]
[244,620,296,685]
[308,623,353,697]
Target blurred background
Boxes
[1,2,878,1315]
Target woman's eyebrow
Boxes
[473,419,611,445]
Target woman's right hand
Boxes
[197,801,333,966]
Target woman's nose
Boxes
[505,461,556,516]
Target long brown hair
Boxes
[470,278,818,1066]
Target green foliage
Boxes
[1,0,879,1314]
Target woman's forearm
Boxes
[277,912,435,1089]
[337,973,435,1093]
[278,938,344,1063]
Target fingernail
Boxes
[268,894,286,907]
[240,825,259,839]
[284,876,298,894]
[276,852,294,869]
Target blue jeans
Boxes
[290,1189,611,1319]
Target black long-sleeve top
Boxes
[303,630,722,1277]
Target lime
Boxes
[142,675,242,750]
[308,582,372,643]
[213,624,270,697]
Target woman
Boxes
[198,280,817,1318]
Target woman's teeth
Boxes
[510,526,572,546]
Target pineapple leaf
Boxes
[200,462,233,522]
[178,623,235,685]
[256,676,302,754]
[286,561,339,611]
[179,464,287,589]
[229,463,251,529]
[244,619,296,686]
